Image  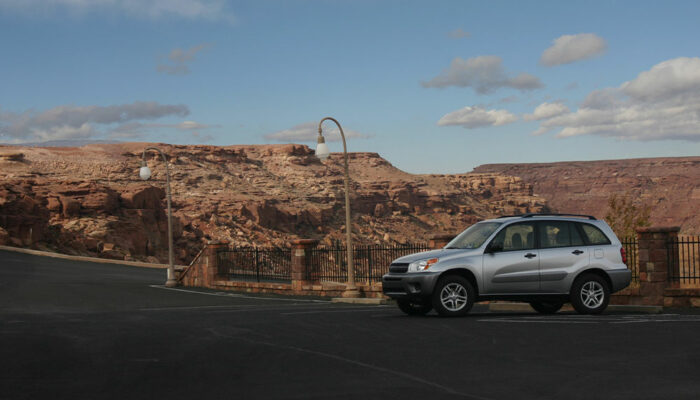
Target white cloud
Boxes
[437,106,518,129]
[157,43,211,75]
[0,102,190,142]
[109,119,214,138]
[448,28,470,39]
[540,33,607,66]
[524,102,570,121]
[422,56,543,93]
[533,57,700,141]
[264,122,370,143]
[0,0,235,22]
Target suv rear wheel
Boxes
[570,273,610,314]
[432,275,475,317]
[396,299,432,316]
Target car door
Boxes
[537,220,589,293]
[482,222,540,294]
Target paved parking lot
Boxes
[2,250,699,400]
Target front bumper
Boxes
[608,268,632,293]
[382,272,441,300]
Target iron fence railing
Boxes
[668,235,700,287]
[620,237,639,282]
[217,247,292,283]
[307,243,431,283]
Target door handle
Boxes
[572,250,584,255]
[524,253,537,259]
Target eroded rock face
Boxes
[474,158,700,234]
[1,142,693,265]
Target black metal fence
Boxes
[620,237,639,282]
[307,243,431,283]
[217,247,292,282]
[668,235,700,287]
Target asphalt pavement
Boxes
[1,249,700,400]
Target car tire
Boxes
[396,299,432,316]
[432,275,475,317]
[570,273,610,315]
[529,301,564,314]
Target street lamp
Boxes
[139,146,177,288]
[316,117,360,298]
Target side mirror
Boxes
[486,242,503,254]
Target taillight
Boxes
[620,247,627,265]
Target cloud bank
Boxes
[0,0,234,22]
[540,33,607,66]
[524,102,570,121]
[532,57,700,141]
[0,101,193,143]
[422,56,543,94]
[265,122,370,143]
[437,106,518,129]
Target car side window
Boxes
[538,221,585,248]
[579,223,611,245]
[490,222,535,252]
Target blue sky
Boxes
[1,0,700,173]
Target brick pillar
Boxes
[290,239,319,292]
[204,241,228,287]
[634,227,679,305]
[429,234,455,250]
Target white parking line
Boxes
[148,285,330,303]
[479,314,700,324]
[480,319,597,324]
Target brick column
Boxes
[429,234,455,250]
[204,240,229,287]
[634,227,680,305]
[290,239,319,292]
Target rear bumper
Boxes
[608,269,632,293]
[382,272,441,300]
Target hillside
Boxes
[474,157,700,234]
[1,144,697,264]
[0,143,544,264]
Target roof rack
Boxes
[497,213,597,220]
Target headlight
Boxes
[408,258,439,272]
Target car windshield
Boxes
[444,222,502,249]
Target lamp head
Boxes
[315,134,330,160]
[139,161,152,180]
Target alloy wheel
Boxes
[580,281,605,309]
[440,282,468,312]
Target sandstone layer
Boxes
[474,157,700,234]
[0,143,545,264]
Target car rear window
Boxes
[579,223,611,245]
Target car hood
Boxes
[392,248,480,264]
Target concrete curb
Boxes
[331,297,393,305]
[0,245,186,270]
[488,302,663,314]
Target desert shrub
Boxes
[604,192,651,238]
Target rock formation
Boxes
[0,143,696,264]
[474,157,700,234]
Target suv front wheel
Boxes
[432,275,475,317]
[570,273,610,314]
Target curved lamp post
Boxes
[139,147,177,288]
[316,117,360,298]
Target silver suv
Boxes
[382,214,631,317]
